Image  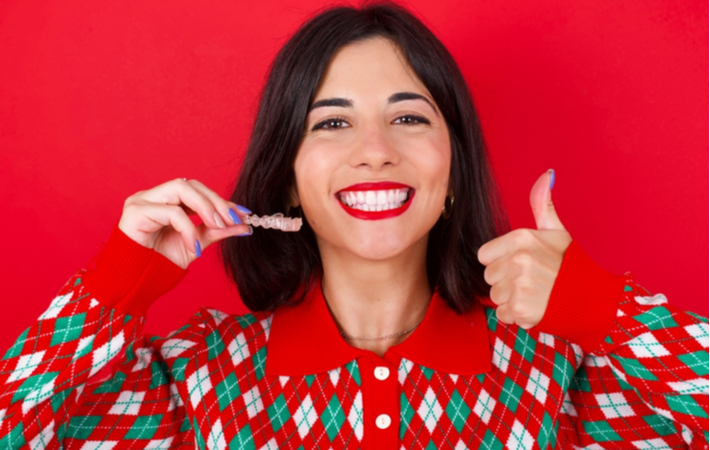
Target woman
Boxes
[0,3,706,449]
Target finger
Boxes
[495,303,515,325]
[530,169,566,231]
[488,281,511,306]
[139,203,201,255]
[478,228,535,266]
[186,179,250,227]
[138,178,226,230]
[132,178,190,205]
[483,254,514,286]
[197,221,253,251]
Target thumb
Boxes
[529,169,566,231]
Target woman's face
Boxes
[294,37,451,262]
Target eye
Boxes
[311,116,351,131]
[393,114,431,126]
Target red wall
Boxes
[0,0,707,350]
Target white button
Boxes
[376,414,391,429]
[374,366,390,381]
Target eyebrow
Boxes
[307,92,438,115]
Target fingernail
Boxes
[238,226,253,236]
[213,212,226,229]
[195,240,202,257]
[549,169,555,190]
[228,208,242,225]
[236,205,252,214]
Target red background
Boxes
[0,0,707,350]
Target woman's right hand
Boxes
[118,178,252,269]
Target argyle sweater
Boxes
[0,227,707,450]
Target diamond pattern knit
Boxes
[0,232,707,449]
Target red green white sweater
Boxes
[0,226,707,449]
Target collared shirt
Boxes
[266,284,492,448]
[266,282,491,376]
[0,227,706,449]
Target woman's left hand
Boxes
[477,170,573,329]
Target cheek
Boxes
[438,142,452,191]
[293,144,335,210]
[418,137,451,189]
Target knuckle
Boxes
[201,200,217,214]
[488,283,499,301]
[511,251,532,267]
[123,191,144,207]
[191,179,207,189]
[510,301,527,318]
[496,307,513,325]
[483,267,493,285]
[512,276,530,292]
[512,228,533,246]
[122,198,141,211]
[167,204,186,216]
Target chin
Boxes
[347,233,422,262]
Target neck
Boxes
[319,236,432,357]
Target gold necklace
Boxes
[339,318,424,341]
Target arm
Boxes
[63,308,210,448]
[0,178,249,449]
[0,226,187,449]
[476,170,707,446]
[536,242,709,448]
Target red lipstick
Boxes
[336,182,415,220]
[339,181,409,191]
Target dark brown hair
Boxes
[221,2,509,313]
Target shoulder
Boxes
[143,308,274,368]
[197,307,274,353]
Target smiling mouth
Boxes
[335,182,415,220]
[337,188,412,211]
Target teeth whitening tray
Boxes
[243,213,302,232]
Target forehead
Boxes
[314,37,430,100]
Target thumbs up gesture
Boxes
[477,170,573,329]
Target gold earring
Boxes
[441,194,454,220]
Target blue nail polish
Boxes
[549,169,555,190]
[238,226,253,237]
[228,208,242,225]
[236,205,252,214]
[195,240,202,257]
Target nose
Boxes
[347,121,401,169]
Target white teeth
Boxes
[365,191,376,206]
[377,191,387,205]
[339,188,411,212]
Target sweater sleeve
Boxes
[0,225,191,449]
[535,242,709,448]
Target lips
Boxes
[336,182,415,220]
